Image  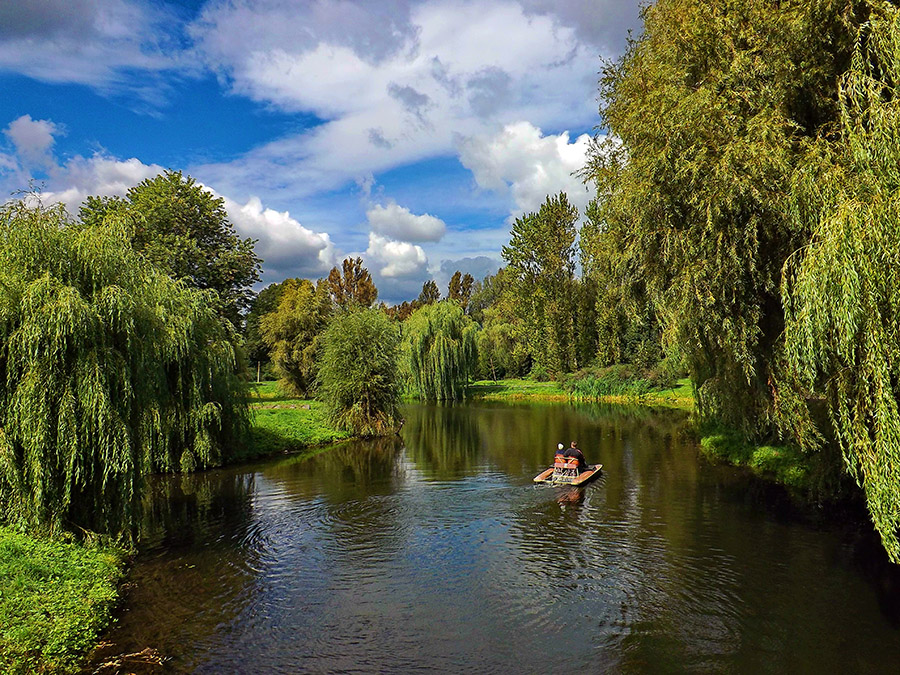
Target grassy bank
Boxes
[698,428,809,490]
[467,376,694,410]
[0,528,126,674]
[696,424,852,501]
[242,381,350,461]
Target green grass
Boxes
[467,376,694,409]
[0,529,126,674]
[240,382,351,461]
[467,379,568,400]
[698,427,810,490]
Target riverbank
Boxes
[243,381,351,461]
[0,528,126,674]
[464,377,843,498]
[467,377,694,410]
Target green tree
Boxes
[79,170,261,326]
[579,199,662,368]
[447,271,474,309]
[0,200,248,539]
[260,278,332,396]
[780,6,900,562]
[402,301,478,401]
[327,257,378,309]
[244,280,288,376]
[501,192,578,377]
[585,0,864,434]
[418,280,440,305]
[317,308,401,437]
[471,269,530,380]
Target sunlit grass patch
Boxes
[699,427,809,490]
[242,403,351,461]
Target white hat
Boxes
[557,443,564,450]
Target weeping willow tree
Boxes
[402,301,478,401]
[781,7,900,562]
[0,200,248,539]
[586,0,866,435]
[317,308,401,437]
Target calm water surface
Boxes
[91,402,900,673]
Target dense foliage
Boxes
[584,0,864,434]
[260,278,332,396]
[780,6,900,560]
[79,170,261,327]
[327,256,378,309]
[402,301,478,401]
[317,308,401,437]
[502,192,578,378]
[0,201,248,538]
[243,279,288,374]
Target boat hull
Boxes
[533,463,603,486]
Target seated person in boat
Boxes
[555,442,565,457]
[563,441,588,471]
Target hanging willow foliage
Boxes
[402,301,478,401]
[0,200,249,539]
[317,308,401,437]
[781,7,900,562]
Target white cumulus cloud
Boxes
[221,195,335,279]
[189,0,601,203]
[366,201,446,242]
[3,115,63,169]
[458,120,593,218]
[366,232,428,278]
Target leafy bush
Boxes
[561,362,677,398]
[317,308,401,437]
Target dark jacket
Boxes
[563,446,587,470]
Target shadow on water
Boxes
[85,401,900,674]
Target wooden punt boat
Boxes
[533,456,603,486]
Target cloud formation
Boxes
[458,121,593,217]
[3,115,62,169]
[366,201,446,242]
[0,0,184,95]
[189,0,606,202]
[222,195,335,280]
[366,233,428,279]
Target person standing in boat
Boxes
[564,441,588,471]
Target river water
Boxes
[90,402,900,673]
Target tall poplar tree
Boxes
[501,192,577,377]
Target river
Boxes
[88,402,900,673]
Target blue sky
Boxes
[0,0,642,304]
